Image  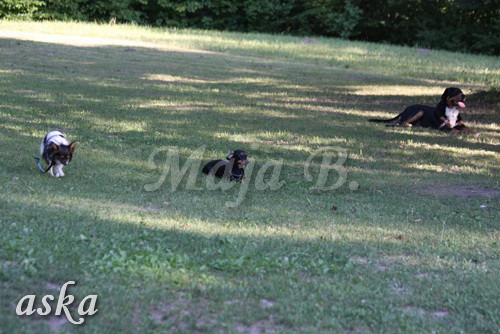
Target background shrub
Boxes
[1,0,498,55]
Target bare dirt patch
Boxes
[402,306,426,317]
[349,257,369,264]
[45,316,69,332]
[1,260,16,267]
[416,184,500,198]
[390,283,412,295]
[433,310,449,318]
[148,297,217,331]
[44,282,61,291]
[376,255,420,271]
[259,299,275,309]
[403,306,450,319]
[131,306,144,329]
[236,315,281,334]
[415,272,431,279]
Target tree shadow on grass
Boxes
[1,195,498,333]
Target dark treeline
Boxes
[1,0,498,55]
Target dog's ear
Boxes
[226,151,235,160]
[441,87,452,101]
[442,87,462,100]
[69,141,76,152]
[48,143,59,152]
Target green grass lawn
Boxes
[0,21,499,333]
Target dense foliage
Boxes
[1,0,498,55]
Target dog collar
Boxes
[230,171,244,181]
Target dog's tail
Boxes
[202,161,215,175]
[202,164,210,175]
[368,116,399,123]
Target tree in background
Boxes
[0,0,498,55]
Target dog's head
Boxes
[441,87,466,109]
[48,142,76,165]
[227,150,249,170]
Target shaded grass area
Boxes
[0,21,499,333]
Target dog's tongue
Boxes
[457,101,466,108]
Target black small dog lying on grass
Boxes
[202,150,249,181]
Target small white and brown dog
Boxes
[38,131,76,178]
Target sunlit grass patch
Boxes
[1,20,499,85]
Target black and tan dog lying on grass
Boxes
[202,150,249,181]
[369,87,478,135]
